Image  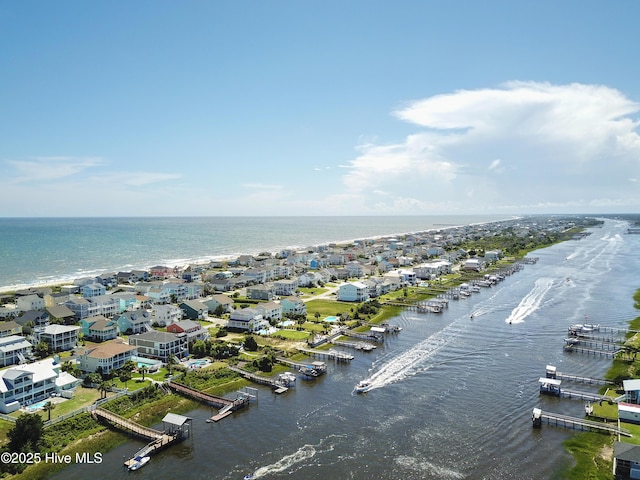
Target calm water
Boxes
[54,218,640,480]
[0,215,511,292]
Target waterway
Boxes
[55,218,640,480]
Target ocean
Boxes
[0,215,513,292]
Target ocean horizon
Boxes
[0,214,517,292]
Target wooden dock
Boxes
[167,380,250,421]
[553,371,615,386]
[91,407,184,468]
[563,344,621,358]
[532,408,631,436]
[332,339,376,351]
[559,388,615,403]
[92,407,164,440]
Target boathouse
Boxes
[161,412,192,438]
[539,377,561,396]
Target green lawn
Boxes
[272,329,310,340]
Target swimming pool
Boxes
[26,400,48,412]
[323,316,339,323]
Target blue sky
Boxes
[1,1,639,216]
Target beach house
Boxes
[203,294,234,314]
[0,321,23,338]
[0,336,33,366]
[116,310,152,335]
[179,300,209,320]
[280,297,307,316]
[0,357,79,413]
[80,315,119,342]
[37,325,80,352]
[228,308,264,332]
[16,294,45,312]
[78,341,138,373]
[166,320,208,344]
[128,331,188,362]
[338,282,370,302]
[151,304,183,327]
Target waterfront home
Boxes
[255,301,282,322]
[360,279,382,298]
[80,315,118,342]
[37,325,80,352]
[0,336,32,366]
[0,357,79,414]
[116,310,152,335]
[203,294,234,314]
[208,278,234,292]
[78,341,138,373]
[623,379,640,404]
[15,310,49,329]
[128,331,188,362]
[463,258,483,271]
[179,300,209,320]
[0,321,22,338]
[81,283,106,298]
[246,284,275,301]
[88,294,120,317]
[45,305,76,325]
[338,282,370,302]
[280,296,307,316]
[166,320,208,344]
[228,308,264,332]
[16,294,44,312]
[44,291,71,308]
[97,272,118,287]
[181,268,202,283]
[149,265,173,279]
[613,441,640,480]
[64,297,100,321]
[151,304,183,327]
[274,279,299,296]
[484,249,503,261]
[413,260,452,279]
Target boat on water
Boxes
[354,380,372,394]
[243,474,255,480]
[128,455,150,471]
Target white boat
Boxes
[354,380,372,394]
[243,474,256,480]
[128,455,150,471]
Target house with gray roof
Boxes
[128,331,188,361]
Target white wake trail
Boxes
[505,277,555,324]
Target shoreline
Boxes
[0,217,518,294]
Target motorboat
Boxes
[128,455,150,471]
[354,380,372,394]
[243,474,256,480]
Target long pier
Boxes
[532,408,631,436]
[332,339,376,351]
[91,407,184,468]
[559,389,615,403]
[92,407,165,440]
[167,380,250,421]
[563,343,621,358]
[554,371,615,386]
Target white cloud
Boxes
[6,156,104,183]
[337,81,640,214]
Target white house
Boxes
[255,301,282,322]
[151,304,183,327]
[228,308,265,332]
[128,331,188,362]
[17,294,45,312]
[0,336,33,366]
[0,357,79,413]
[338,282,370,302]
[78,341,138,374]
[38,325,80,352]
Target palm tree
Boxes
[139,366,148,381]
[98,381,111,399]
[166,354,177,376]
[314,312,321,322]
[42,401,55,422]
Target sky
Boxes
[1,1,639,217]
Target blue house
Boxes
[117,310,152,335]
[81,283,106,298]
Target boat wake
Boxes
[504,277,554,324]
[395,455,465,479]
[362,324,459,391]
[247,437,340,478]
